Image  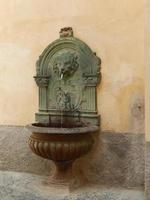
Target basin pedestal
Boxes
[50,161,73,186]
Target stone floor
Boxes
[0,171,144,200]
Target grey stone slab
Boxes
[78,132,145,188]
[0,125,51,175]
[145,141,150,200]
[0,125,145,188]
[0,171,144,200]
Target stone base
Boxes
[0,126,145,188]
[145,141,150,199]
[0,171,144,200]
[0,126,146,197]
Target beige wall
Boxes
[0,0,144,134]
[145,0,150,141]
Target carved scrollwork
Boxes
[34,76,50,87]
[83,73,101,85]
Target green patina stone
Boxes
[34,27,101,126]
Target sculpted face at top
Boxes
[53,51,79,80]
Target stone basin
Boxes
[27,123,99,186]
[27,123,99,134]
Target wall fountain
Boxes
[27,27,101,186]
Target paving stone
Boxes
[0,171,144,200]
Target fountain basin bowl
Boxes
[27,124,99,162]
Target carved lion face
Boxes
[53,51,79,79]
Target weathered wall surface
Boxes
[145,0,150,142]
[0,0,144,134]
[145,0,150,198]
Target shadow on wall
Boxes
[76,130,145,188]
